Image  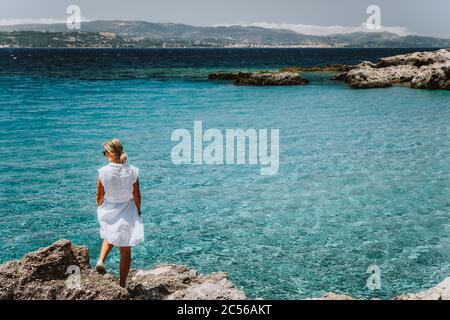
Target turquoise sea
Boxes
[0,48,449,299]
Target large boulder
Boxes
[0,239,128,300]
[0,240,246,300]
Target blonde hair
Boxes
[103,138,128,164]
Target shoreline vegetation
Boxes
[209,49,450,90]
[1,240,450,300]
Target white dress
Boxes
[97,163,144,247]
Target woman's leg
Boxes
[119,246,132,288]
[99,239,114,263]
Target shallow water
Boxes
[0,48,449,299]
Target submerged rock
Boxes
[0,240,246,300]
[310,293,355,300]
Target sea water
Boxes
[0,48,449,299]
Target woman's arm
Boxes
[96,177,105,206]
[133,178,141,216]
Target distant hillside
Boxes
[1,21,450,48]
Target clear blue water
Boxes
[0,48,449,299]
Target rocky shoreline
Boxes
[1,240,450,300]
[0,240,246,300]
[209,49,450,90]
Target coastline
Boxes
[1,240,450,300]
[0,46,448,50]
[208,48,450,89]
[0,240,246,300]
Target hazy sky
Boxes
[0,0,449,37]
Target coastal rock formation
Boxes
[395,278,450,300]
[209,50,450,89]
[128,265,246,300]
[315,277,450,300]
[209,71,309,86]
[0,240,246,300]
[279,64,353,73]
[209,65,351,85]
[344,64,418,89]
[0,240,128,300]
[234,71,309,86]
[4,240,450,300]
[376,49,450,68]
[336,49,450,90]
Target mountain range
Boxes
[1,20,450,48]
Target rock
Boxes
[336,49,450,90]
[234,71,309,86]
[395,277,450,300]
[209,71,309,86]
[376,49,450,68]
[345,65,418,89]
[330,63,372,81]
[171,271,247,300]
[0,240,246,300]
[279,64,353,73]
[410,61,450,90]
[0,239,128,300]
[331,72,348,81]
[208,72,241,80]
[5,240,450,300]
[357,61,377,68]
[313,277,450,300]
[127,265,246,300]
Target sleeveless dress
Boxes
[97,163,144,247]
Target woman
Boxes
[95,139,144,288]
